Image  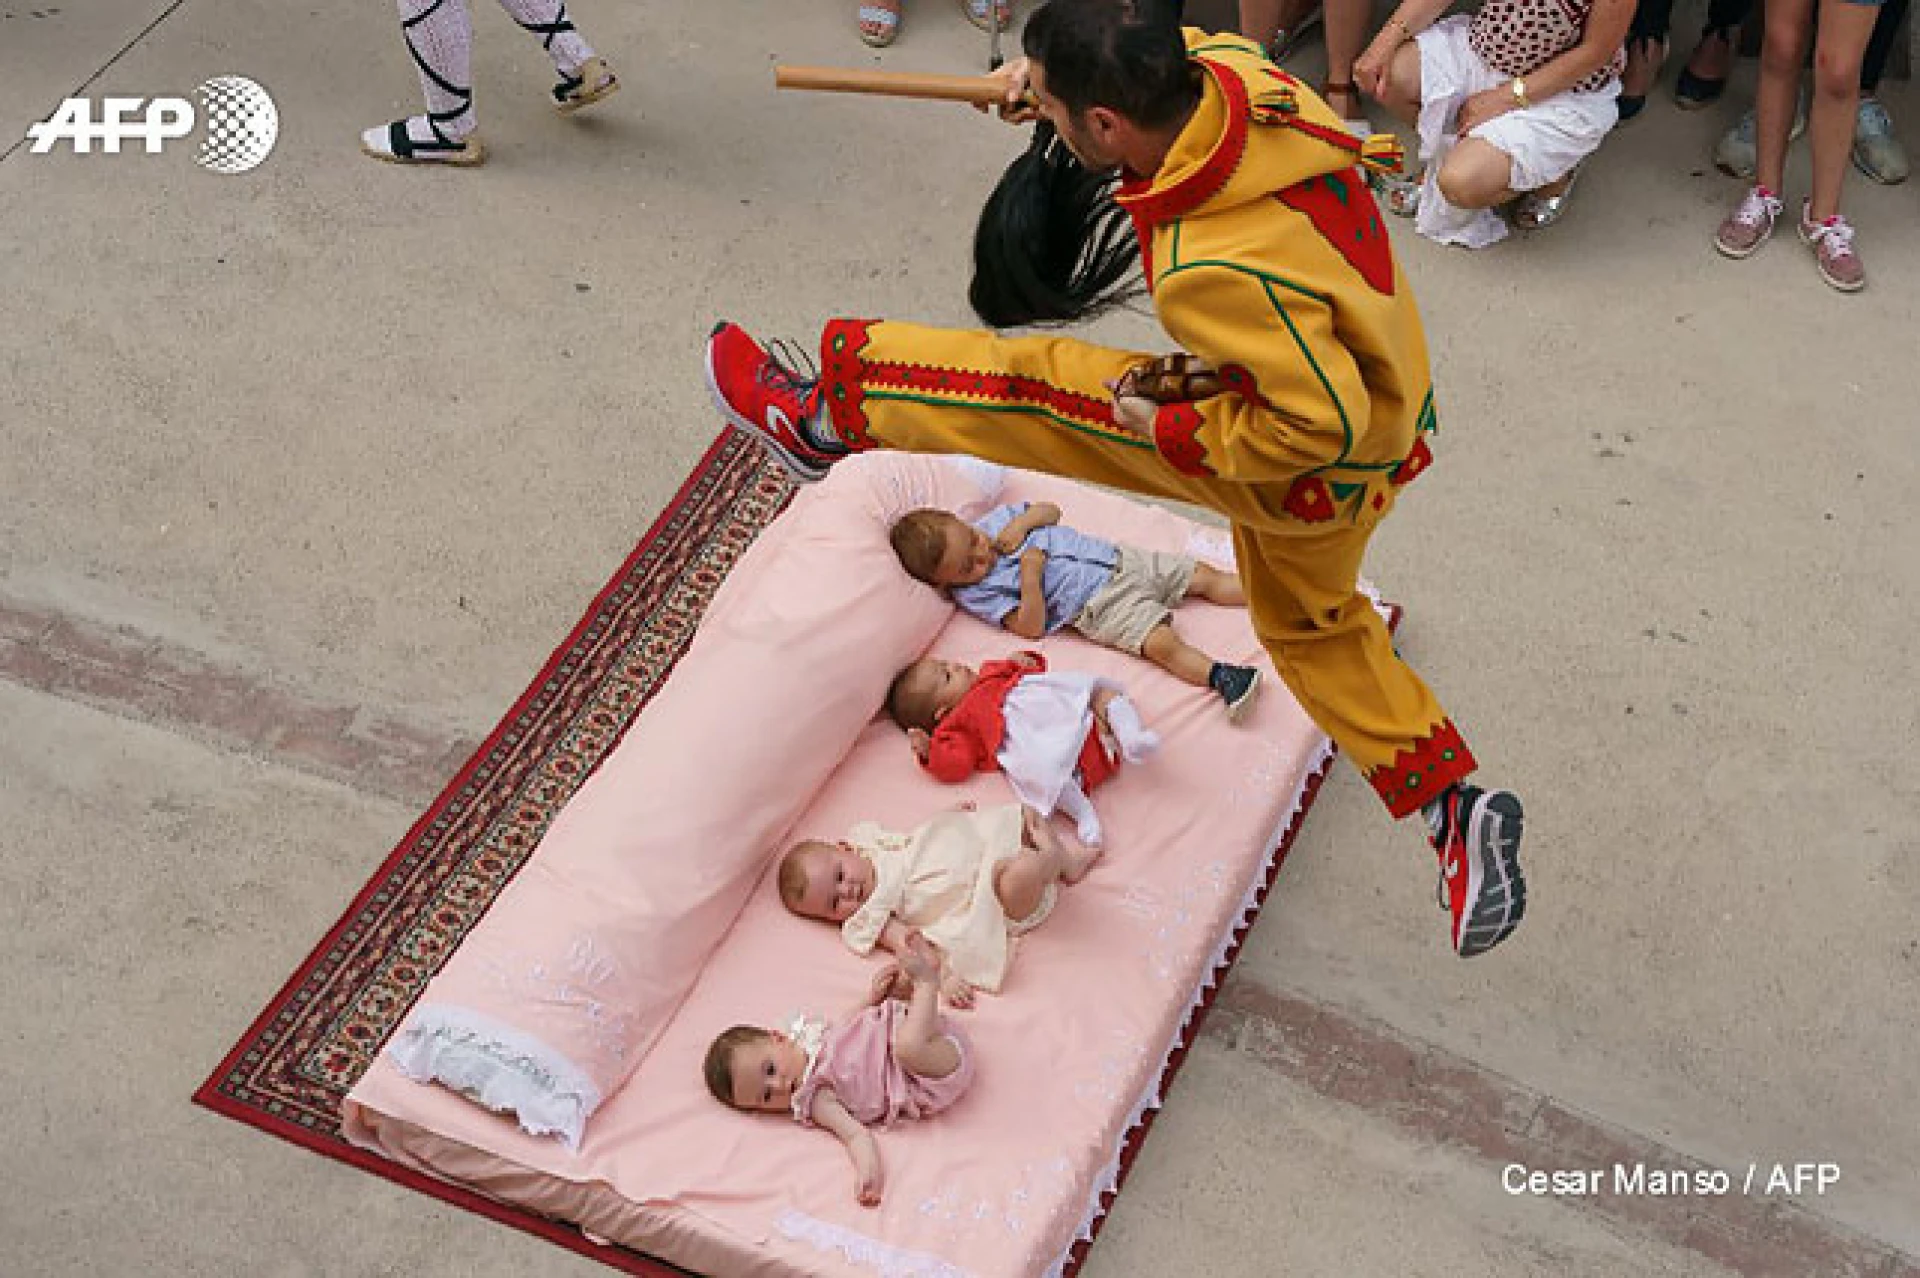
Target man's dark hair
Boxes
[1022,0,1197,130]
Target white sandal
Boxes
[359,119,485,166]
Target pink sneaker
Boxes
[1797,202,1866,293]
[1714,185,1782,259]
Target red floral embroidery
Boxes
[819,319,1117,447]
[1216,363,1272,409]
[819,318,879,450]
[1153,403,1213,477]
[1391,436,1433,485]
[1277,171,1395,296]
[1282,475,1336,523]
[1367,719,1478,818]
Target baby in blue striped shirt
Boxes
[889,502,1263,721]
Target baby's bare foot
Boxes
[1062,831,1103,883]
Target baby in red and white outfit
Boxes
[884,648,1158,850]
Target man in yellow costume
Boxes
[705,0,1527,957]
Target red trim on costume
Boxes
[1367,719,1478,818]
[1117,174,1157,281]
[1116,58,1251,234]
[863,363,1115,430]
[1281,475,1337,523]
[1151,402,1214,477]
[1391,436,1433,486]
[819,318,881,450]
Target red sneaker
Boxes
[704,322,838,482]
[1428,784,1527,957]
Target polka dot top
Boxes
[1468,0,1626,95]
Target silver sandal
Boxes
[1513,163,1583,229]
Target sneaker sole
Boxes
[556,61,619,114]
[1851,150,1908,186]
[1225,669,1262,725]
[702,336,831,484]
[359,137,486,167]
[1713,225,1772,260]
[1795,219,1867,293]
[1456,790,1526,958]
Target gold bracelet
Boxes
[1511,76,1531,108]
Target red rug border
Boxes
[192,445,1398,1278]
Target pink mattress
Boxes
[344,456,1360,1278]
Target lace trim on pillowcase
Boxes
[386,1002,602,1152]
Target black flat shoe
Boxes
[1674,28,1734,109]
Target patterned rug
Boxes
[195,430,792,1276]
[194,430,1355,1277]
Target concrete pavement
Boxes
[3,1,1917,1275]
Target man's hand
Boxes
[1104,379,1158,438]
[906,727,932,761]
[1454,85,1518,136]
[1354,29,1402,99]
[972,56,1039,123]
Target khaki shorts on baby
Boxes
[1069,546,1197,655]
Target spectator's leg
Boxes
[1435,137,1518,209]
[1756,0,1817,195]
[1323,0,1374,126]
[1240,0,1288,47]
[359,0,486,165]
[1851,0,1908,182]
[1805,0,1876,220]
[1676,0,1749,105]
[1371,38,1424,126]
[1858,0,1906,87]
[1622,0,1676,116]
[496,0,595,76]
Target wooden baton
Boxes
[773,65,1005,106]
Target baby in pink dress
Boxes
[702,931,973,1207]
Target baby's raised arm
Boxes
[988,501,1062,554]
[807,1087,884,1207]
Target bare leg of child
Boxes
[996,806,1098,923]
[1094,687,1160,763]
[1185,562,1247,607]
[1141,620,1219,688]
[892,933,962,1079]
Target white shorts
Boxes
[1413,15,1621,248]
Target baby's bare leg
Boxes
[1185,562,1246,607]
[891,971,961,1080]
[1013,804,1099,892]
[1141,620,1215,687]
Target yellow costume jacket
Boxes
[1121,31,1436,529]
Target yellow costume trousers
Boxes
[818,318,1476,818]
